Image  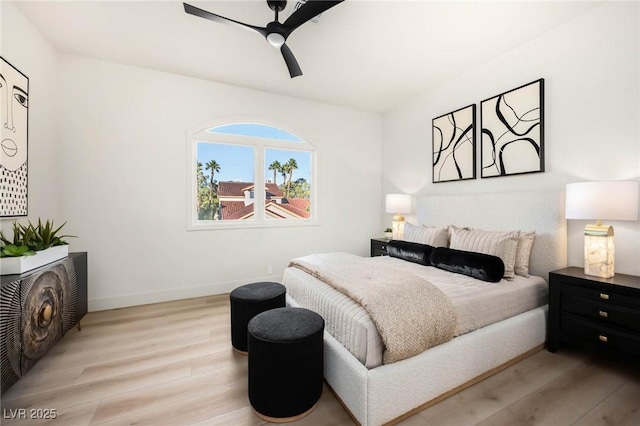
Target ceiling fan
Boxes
[183,1,344,78]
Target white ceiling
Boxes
[14,0,603,112]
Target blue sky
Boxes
[210,123,301,142]
[197,123,311,183]
[197,143,255,182]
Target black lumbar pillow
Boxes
[386,240,435,266]
[430,247,505,283]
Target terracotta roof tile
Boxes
[276,202,310,219]
[218,200,311,220]
[266,183,283,198]
[286,198,310,212]
[219,201,248,220]
[217,181,283,198]
[218,181,251,197]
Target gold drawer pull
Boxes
[599,293,609,300]
[598,311,609,318]
[599,335,608,343]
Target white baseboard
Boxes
[88,274,284,312]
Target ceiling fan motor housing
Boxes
[267,0,287,13]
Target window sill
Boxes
[187,218,320,231]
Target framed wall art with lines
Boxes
[481,79,544,178]
[432,104,476,183]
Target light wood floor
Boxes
[1,295,639,425]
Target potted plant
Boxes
[384,228,393,239]
[0,219,75,275]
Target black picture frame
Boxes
[480,78,544,178]
[0,57,29,217]
[432,104,476,183]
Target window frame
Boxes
[186,120,318,231]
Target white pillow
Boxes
[449,226,536,278]
[449,227,520,279]
[403,223,449,247]
[515,231,536,278]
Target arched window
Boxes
[187,122,317,229]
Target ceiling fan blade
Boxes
[281,43,303,78]
[283,0,344,34]
[183,3,267,37]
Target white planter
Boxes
[1,245,69,275]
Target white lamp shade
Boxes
[566,181,639,221]
[385,194,411,214]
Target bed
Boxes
[281,191,567,426]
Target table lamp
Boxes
[565,181,639,278]
[385,194,412,240]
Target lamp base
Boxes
[391,215,405,240]
[584,223,615,278]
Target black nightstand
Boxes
[370,238,391,257]
[548,267,640,358]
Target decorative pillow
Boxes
[403,223,449,247]
[450,227,536,278]
[430,247,505,283]
[448,227,519,279]
[515,231,536,278]
[386,240,434,266]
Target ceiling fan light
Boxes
[267,33,285,47]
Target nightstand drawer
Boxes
[548,267,640,357]
[561,314,640,357]
[562,293,640,333]
[370,239,390,257]
[562,283,640,309]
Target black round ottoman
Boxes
[248,307,325,422]
[229,282,286,354]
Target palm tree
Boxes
[280,167,288,192]
[196,162,206,218]
[284,158,298,199]
[205,160,221,188]
[205,160,221,218]
[196,161,206,187]
[268,160,282,185]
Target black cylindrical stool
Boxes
[248,307,324,422]
[230,282,286,354]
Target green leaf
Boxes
[1,219,76,252]
[0,231,11,246]
[2,244,36,257]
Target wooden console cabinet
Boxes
[0,252,87,394]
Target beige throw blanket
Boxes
[289,253,456,364]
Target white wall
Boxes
[3,4,382,310]
[56,56,381,310]
[0,2,61,227]
[382,1,640,276]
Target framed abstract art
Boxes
[1,57,29,217]
[432,104,476,183]
[480,79,544,178]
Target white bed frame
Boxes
[288,191,567,426]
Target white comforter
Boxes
[289,253,456,364]
[283,255,548,368]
